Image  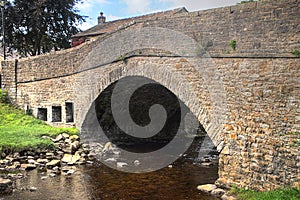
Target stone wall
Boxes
[143,0,300,57]
[2,55,299,190]
[1,0,299,191]
[213,58,299,190]
[2,0,299,90]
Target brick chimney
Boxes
[98,12,106,24]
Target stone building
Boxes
[71,7,188,47]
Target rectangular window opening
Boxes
[37,108,47,121]
[65,102,74,123]
[52,106,62,122]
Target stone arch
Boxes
[74,27,227,147]
[76,57,225,147]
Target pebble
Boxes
[117,162,128,168]
[49,173,56,178]
[134,160,140,166]
[29,187,37,192]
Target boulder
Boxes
[61,154,80,165]
[28,159,36,164]
[29,186,37,192]
[70,135,79,141]
[61,154,73,163]
[65,169,75,175]
[134,160,140,166]
[211,188,226,197]
[52,134,63,142]
[71,141,80,152]
[21,163,37,170]
[103,142,113,153]
[62,133,70,139]
[46,152,55,159]
[0,178,13,194]
[37,159,49,164]
[221,194,237,200]
[117,162,128,168]
[197,184,217,193]
[46,160,61,168]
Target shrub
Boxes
[0,89,9,103]
[291,50,300,57]
[229,40,237,50]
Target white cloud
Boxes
[157,0,242,11]
[78,18,95,31]
[77,0,110,14]
[123,0,151,14]
[106,14,122,21]
[78,14,121,31]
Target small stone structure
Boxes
[1,0,299,190]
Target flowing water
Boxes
[1,138,219,200]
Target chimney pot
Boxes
[98,12,106,24]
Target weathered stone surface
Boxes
[61,154,73,163]
[197,184,217,193]
[117,162,128,168]
[29,187,37,192]
[21,164,37,170]
[211,188,225,197]
[71,141,80,152]
[46,160,61,168]
[37,159,49,164]
[62,133,70,139]
[0,178,13,194]
[61,154,80,165]
[70,135,79,141]
[221,194,237,200]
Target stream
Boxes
[0,138,220,200]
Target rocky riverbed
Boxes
[0,133,95,194]
[0,134,236,200]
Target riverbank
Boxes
[0,132,95,194]
[0,90,78,156]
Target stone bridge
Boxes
[1,0,299,190]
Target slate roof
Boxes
[72,7,188,38]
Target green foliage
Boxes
[2,0,86,57]
[117,55,126,61]
[0,90,9,103]
[239,0,260,4]
[230,186,300,200]
[229,40,237,50]
[291,50,300,57]
[0,101,78,154]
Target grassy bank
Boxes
[230,187,300,200]
[0,90,78,154]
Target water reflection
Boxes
[1,138,219,200]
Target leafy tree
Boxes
[1,0,85,57]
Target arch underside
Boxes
[77,57,225,147]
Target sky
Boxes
[76,0,243,30]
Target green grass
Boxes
[0,90,78,154]
[230,187,300,200]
